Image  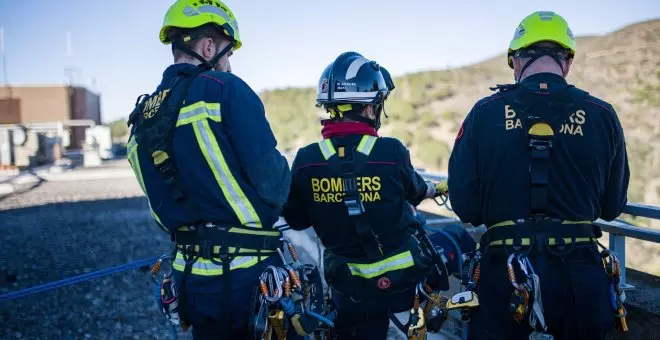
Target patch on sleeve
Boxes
[455,121,465,141]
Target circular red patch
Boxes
[455,122,465,141]
[377,277,391,290]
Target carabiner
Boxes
[151,254,173,283]
[507,253,522,291]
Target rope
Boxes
[0,256,160,303]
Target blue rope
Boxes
[306,310,335,328]
[0,256,160,303]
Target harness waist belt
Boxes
[174,227,282,256]
[480,219,601,251]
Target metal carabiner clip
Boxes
[507,253,522,291]
[151,254,173,283]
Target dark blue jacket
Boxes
[282,133,430,258]
[448,73,629,227]
[127,63,291,234]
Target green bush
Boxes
[108,119,128,138]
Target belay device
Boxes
[248,237,336,340]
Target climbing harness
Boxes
[128,63,284,336]
[598,243,628,333]
[250,238,335,340]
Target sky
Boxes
[0,0,658,123]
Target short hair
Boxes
[166,23,229,61]
[514,41,572,61]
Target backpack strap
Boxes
[496,83,589,217]
[128,66,208,228]
[319,135,384,259]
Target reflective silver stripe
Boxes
[318,139,336,160]
[345,57,370,80]
[173,253,259,276]
[316,91,380,102]
[178,105,221,122]
[346,251,415,279]
[195,120,260,228]
[127,136,137,154]
[357,135,377,155]
[177,102,221,126]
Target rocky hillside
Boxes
[261,19,660,219]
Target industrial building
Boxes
[0,85,110,170]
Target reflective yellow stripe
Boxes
[172,252,268,276]
[356,135,377,155]
[490,219,591,229]
[347,251,415,279]
[192,119,262,228]
[318,139,336,160]
[228,227,281,236]
[127,136,166,231]
[487,237,593,247]
[176,101,222,126]
[176,244,276,254]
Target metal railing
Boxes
[418,171,660,290]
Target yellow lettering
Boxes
[515,119,522,129]
[372,177,381,191]
[313,193,320,202]
[362,192,372,202]
[575,110,586,125]
[362,177,372,192]
[331,178,342,192]
[320,178,330,192]
[574,125,583,136]
[373,192,381,201]
[320,194,328,203]
[505,105,516,119]
[311,178,320,192]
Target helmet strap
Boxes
[172,34,234,71]
[514,47,568,83]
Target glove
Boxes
[434,180,448,197]
[425,180,449,198]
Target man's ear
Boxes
[563,57,573,77]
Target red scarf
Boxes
[321,121,378,139]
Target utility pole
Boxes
[0,25,11,98]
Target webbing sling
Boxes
[496,83,589,217]
[324,140,384,259]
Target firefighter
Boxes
[126,1,295,338]
[282,51,452,339]
[448,11,630,340]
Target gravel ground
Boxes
[0,178,181,340]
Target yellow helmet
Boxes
[159,0,242,51]
[507,11,575,68]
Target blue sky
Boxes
[0,0,658,123]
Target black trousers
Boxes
[468,243,615,340]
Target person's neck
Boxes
[519,61,564,82]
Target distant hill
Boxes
[260,19,660,212]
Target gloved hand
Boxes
[425,180,449,198]
[434,180,448,196]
